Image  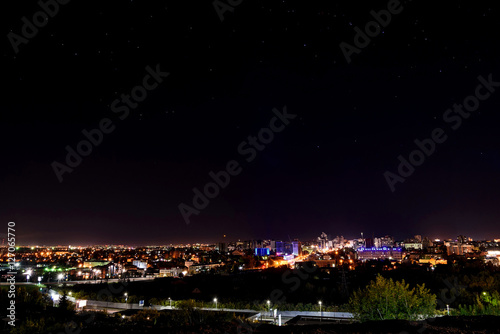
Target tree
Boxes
[58,290,72,312]
[348,274,436,321]
[457,291,500,316]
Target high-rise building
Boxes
[270,240,277,252]
[252,240,264,249]
[318,232,328,249]
[217,242,227,253]
[365,238,374,248]
[422,237,434,249]
[292,241,302,256]
[374,236,395,248]
[332,236,345,248]
[276,241,294,256]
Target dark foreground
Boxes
[31,316,496,334]
[257,316,500,334]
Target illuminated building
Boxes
[486,248,500,258]
[446,243,473,255]
[403,242,423,250]
[292,241,301,256]
[159,267,184,277]
[419,257,447,265]
[317,232,328,250]
[276,242,293,256]
[132,260,147,269]
[255,248,270,257]
[374,236,395,248]
[357,247,403,261]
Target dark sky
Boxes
[2,0,500,245]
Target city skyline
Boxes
[2,1,500,245]
[4,231,499,248]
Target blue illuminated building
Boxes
[276,241,301,256]
[255,248,270,257]
[357,247,403,261]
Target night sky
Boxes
[2,0,500,245]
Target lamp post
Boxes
[168,297,172,308]
[124,292,128,303]
[267,300,271,318]
[214,298,218,310]
[446,304,450,315]
[319,301,322,322]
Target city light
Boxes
[3,232,497,329]
[26,269,32,282]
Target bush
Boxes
[348,274,436,321]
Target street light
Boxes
[267,300,271,317]
[168,297,172,308]
[57,274,64,283]
[319,301,322,322]
[214,298,218,310]
[124,292,128,303]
